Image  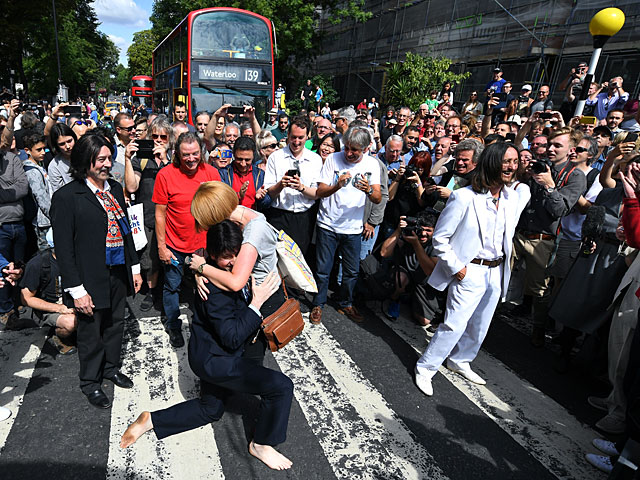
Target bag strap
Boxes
[280,276,289,300]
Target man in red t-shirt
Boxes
[152,132,220,347]
[219,136,270,211]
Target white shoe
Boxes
[415,367,434,396]
[0,407,11,421]
[446,360,486,385]
[592,438,620,457]
[585,453,614,474]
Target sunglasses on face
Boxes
[119,125,135,131]
[152,133,168,141]
[263,143,277,149]
[74,120,89,126]
[574,146,589,153]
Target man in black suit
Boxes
[120,220,293,471]
[51,133,142,409]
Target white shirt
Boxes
[317,152,381,235]
[65,179,140,300]
[115,137,127,165]
[264,145,323,212]
[477,190,506,260]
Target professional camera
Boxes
[403,165,420,190]
[530,158,553,174]
[402,216,418,236]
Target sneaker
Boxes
[49,335,77,355]
[337,305,364,323]
[595,414,626,435]
[140,292,154,312]
[593,438,620,457]
[385,300,400,321]
[446,359,486,385]
[0,406,11,421]
[585,453,613,474]
[587,396,609,412]
[310,306,323,325]
[415,367,434,396]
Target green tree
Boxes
[286,74,338,114]
[150,0,371,85]
[384,52,471,111]
[128,29,155,76]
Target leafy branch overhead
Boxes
[384,52,471,111]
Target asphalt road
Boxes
[0,290,612,479]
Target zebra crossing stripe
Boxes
[106,316,225,479]
[273,315,450,480]
[381,314,597,480]
[0,328,46,456]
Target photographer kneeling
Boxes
[379,210,444,326]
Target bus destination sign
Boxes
[196,64,268,85]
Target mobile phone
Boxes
[505,133,516,142]
[170,258,180,267]
[579,116,597,125]
[450,134,460,143]
[136,139,155,159]
[492,92,507,102]
[538,112,553,120]
[227,106,245,115]
[626,132,639,143]
[286,169,300,177]
[63,105,83,116]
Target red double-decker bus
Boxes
[131,75,153,102]
[152,8,276,125]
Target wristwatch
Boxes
[197,263,206,274]
[367,187,373,195]
[545,186,555,194]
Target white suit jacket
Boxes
[428,184,531,300]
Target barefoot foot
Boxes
[249,440,292,470]
[120,411,153,448]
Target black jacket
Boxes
[50,178,139,309]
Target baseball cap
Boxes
[493,67,503,73]
[593,125,613,140]
[521,84,532,91]
[388,118,398,125]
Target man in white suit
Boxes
[415,142,530,396]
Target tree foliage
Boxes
[384,52,471,111]
[128,29,155,76]
[149,0,371,84]
[0,0,121,99]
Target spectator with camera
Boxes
[513,127,587,347]
[593,77,629,121]
[380,211,443,325]
[310,126,382,325]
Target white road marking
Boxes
[273,315,449,480]
[381,312,600,480]
[106,316,225,480]
[0,328,46,456]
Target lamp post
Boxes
[574,8,625,117]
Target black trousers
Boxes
[266,207,315,257]
[77,266,127,394]
[151,357,293,446]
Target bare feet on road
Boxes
[249,440,293,470]
[120,411,153,448]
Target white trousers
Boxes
[416,263,502,374]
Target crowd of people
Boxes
[1,61,640,474]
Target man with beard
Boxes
[415,142,530,396]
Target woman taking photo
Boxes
[120,220,294,471]
[188,181,285,363]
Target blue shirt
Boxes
[315,88,323,102]
[594,91,629,120]
[485,78,506,93]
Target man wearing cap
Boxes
[517,85,533,117]
[591,125,613,171]
[485,68,507,95]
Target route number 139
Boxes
[244,70,259,82]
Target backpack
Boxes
[586,168,600,192]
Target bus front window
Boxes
[191,11,270,60]
[190,87,270,123]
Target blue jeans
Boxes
[0,222,26,313]
[162,246,189,330]
[313,227,361,309]
[337,225,380,284]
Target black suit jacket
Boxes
[50,178,139,309]
[188,282,261,378]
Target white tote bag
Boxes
[127,203,147,251]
